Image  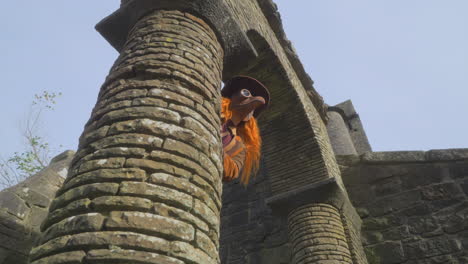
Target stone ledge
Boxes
[426,149,468,162]
[265,178,361,227]
[362,151,426,164]
[338,148,468,165]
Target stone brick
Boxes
[163,137,199,162]
[119,181,192,210]
[399,203,432,216]
[17,187,50,208]
[373,177,402,197]
[153,202,209,232]
[121,78,201,102]
[89,133,163,149]
[449,165,468,179]
[363,231,384,245]
[43,198,91,231]
[100,105,182,125]
[148,88,195,107]
[0,191,29,220]
[171,241,217,264]
[368,241,405,264]
[132,97,168,108]
[363,217,390,230]
[105,88,148,103]
[382,226,411,241]
[126,158,180,174]
[362,151,426,163]
[77,157,125,174]
[107,118,210,153]
[426,149,468,161]
[421,183,463,201]
[85,249,184,264]
[31,231,172,261]
[169,104,220,136]
[30,250,86,264]
[193,198,220,230]
[78,125,110,148]
[192,174,222,208]
[368,190,421,216]
[62,168,147,192]
[92,100,133,121]
[399,166,444,189]
[195,229,218,257]
[91,195,153,211]
[41,213,105,243]
[408,216,440,235]
[149,172,218,213]
[49,182,119,212]
[404,238,462,259]
[105,211,195,242]
[79,147,146,162]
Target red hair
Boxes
[221,97,261,186]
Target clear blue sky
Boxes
[1,1,467,163]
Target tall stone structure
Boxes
[27,0,366,263]
[30,6,226,264]
[0,0,466,264]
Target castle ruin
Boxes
[0,1,467,263]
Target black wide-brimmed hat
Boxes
[221,76,270,117]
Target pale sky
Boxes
[1,1,467,164]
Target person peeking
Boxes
[220,76,270,186]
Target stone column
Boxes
[267,178,368,264]
[288,204,352,264]
[326,111,357,156]
[30,10,223,264]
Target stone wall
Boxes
[220,162,290,264]
[340,150,468,264]
[0,151,74,264]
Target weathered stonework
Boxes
[1,1,464,264]
[0,151,74,264]
[30,9,224,264]
[340,150,468,264]
[288,204,352,264]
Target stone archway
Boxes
[220,29,367,264]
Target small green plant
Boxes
[0,91,62,189]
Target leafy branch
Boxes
[0,91,62,189]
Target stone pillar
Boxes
[30,10,224,264]
[326,111,357,156]
[267,179,368,264]
[288,204,352,264]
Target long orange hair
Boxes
[221,97,262,186]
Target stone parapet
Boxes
[340,150,468,263]
[337,148,468,166]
